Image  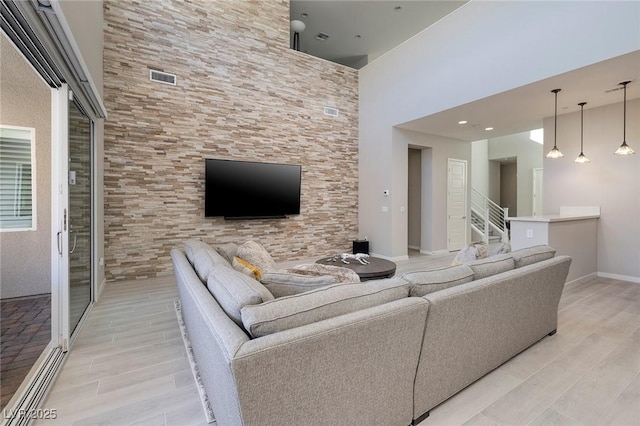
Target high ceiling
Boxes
[290,1,468,69]
[289,2,640,142]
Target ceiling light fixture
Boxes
[394,6,402,12]
[458,120,467,125]
[290,20,306,51]
[574,102,590,164]
[546,89,564,159]
[355,34,362,39]
[614,81,635,156]
[485,127,494,131]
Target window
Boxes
[0,125,36,231]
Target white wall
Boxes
[471,139,489,197]
[543,99,640,280]
[359,0,639,258]
[488,132,543,217]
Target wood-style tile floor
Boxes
[35,252,640,425]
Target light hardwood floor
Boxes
[35,252,639,426]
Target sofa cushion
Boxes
[402,265,474,297]
[207,265,274,327]
[467,253,515,280]
[184,239,231,282]
[260,272,339,298]
[237,241,276,275]
[512,245,556,268]
[241,278,410,338]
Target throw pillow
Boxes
[402,265,474,297]
[237,241,276,273]
[260,272,339,298]
[240,278,410,338]
[490,241,512,256]
[233,256,262,280]
[451,241,489,266]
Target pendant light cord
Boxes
[623,82,627,142]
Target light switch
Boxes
[526,229,533,238]
[381,206,388,213]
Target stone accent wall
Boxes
[103,0,359,281]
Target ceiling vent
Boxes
[149,69,177,86]
[315,32,330,42]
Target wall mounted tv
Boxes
[205,158,302,219]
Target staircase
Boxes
[471,188,509,244]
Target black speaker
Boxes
[352,240,369,255]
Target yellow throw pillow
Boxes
[233,256,262,280]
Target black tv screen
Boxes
[205,159,302,219]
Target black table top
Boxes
[316,256,396,281]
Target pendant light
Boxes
[546,88,564,158]
[574,102,590,163]
[614,81,635,155]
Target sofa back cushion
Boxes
[512,245,556,268]
[207,265,274,327]
[260,272,339,298]
[185,239,232,283]
[240,278,410,338]
[467,253,515,280]
[402,265,474,297]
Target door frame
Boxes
[447,158,468,252]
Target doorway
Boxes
[447,158,468,251]
[532,168,543,217]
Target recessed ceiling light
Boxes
[355,34,362,39]
[301,12,308,18]
[485,127,494,131]
[458,120,468,125]
[394,6,402,12]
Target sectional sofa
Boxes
[171,241,571,426]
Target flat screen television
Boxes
[205,159,302,219]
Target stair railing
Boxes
[470,188,508,243]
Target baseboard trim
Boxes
[370,252,409,262]
[420,249,449,255]
[96,278,107,301]
[408,245,421,251]
[565,272,598,286]
[597,272,640,284]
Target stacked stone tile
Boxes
[103,0,359,281]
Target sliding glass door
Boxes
[68,97,92,334]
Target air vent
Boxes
[315,32,330,42]
[324,106,339,117]
[149,69,177,86]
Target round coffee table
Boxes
[316,256,396,281]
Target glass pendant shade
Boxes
[546,146,564,159]
[574,102,589,164]
[546,89,564,158]
[574,152,590,163]
[614,81,635,156]
[614,141,635,155]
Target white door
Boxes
[447,158,468,251]
[533,168,543,217]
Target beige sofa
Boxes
[171,242,571,426]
